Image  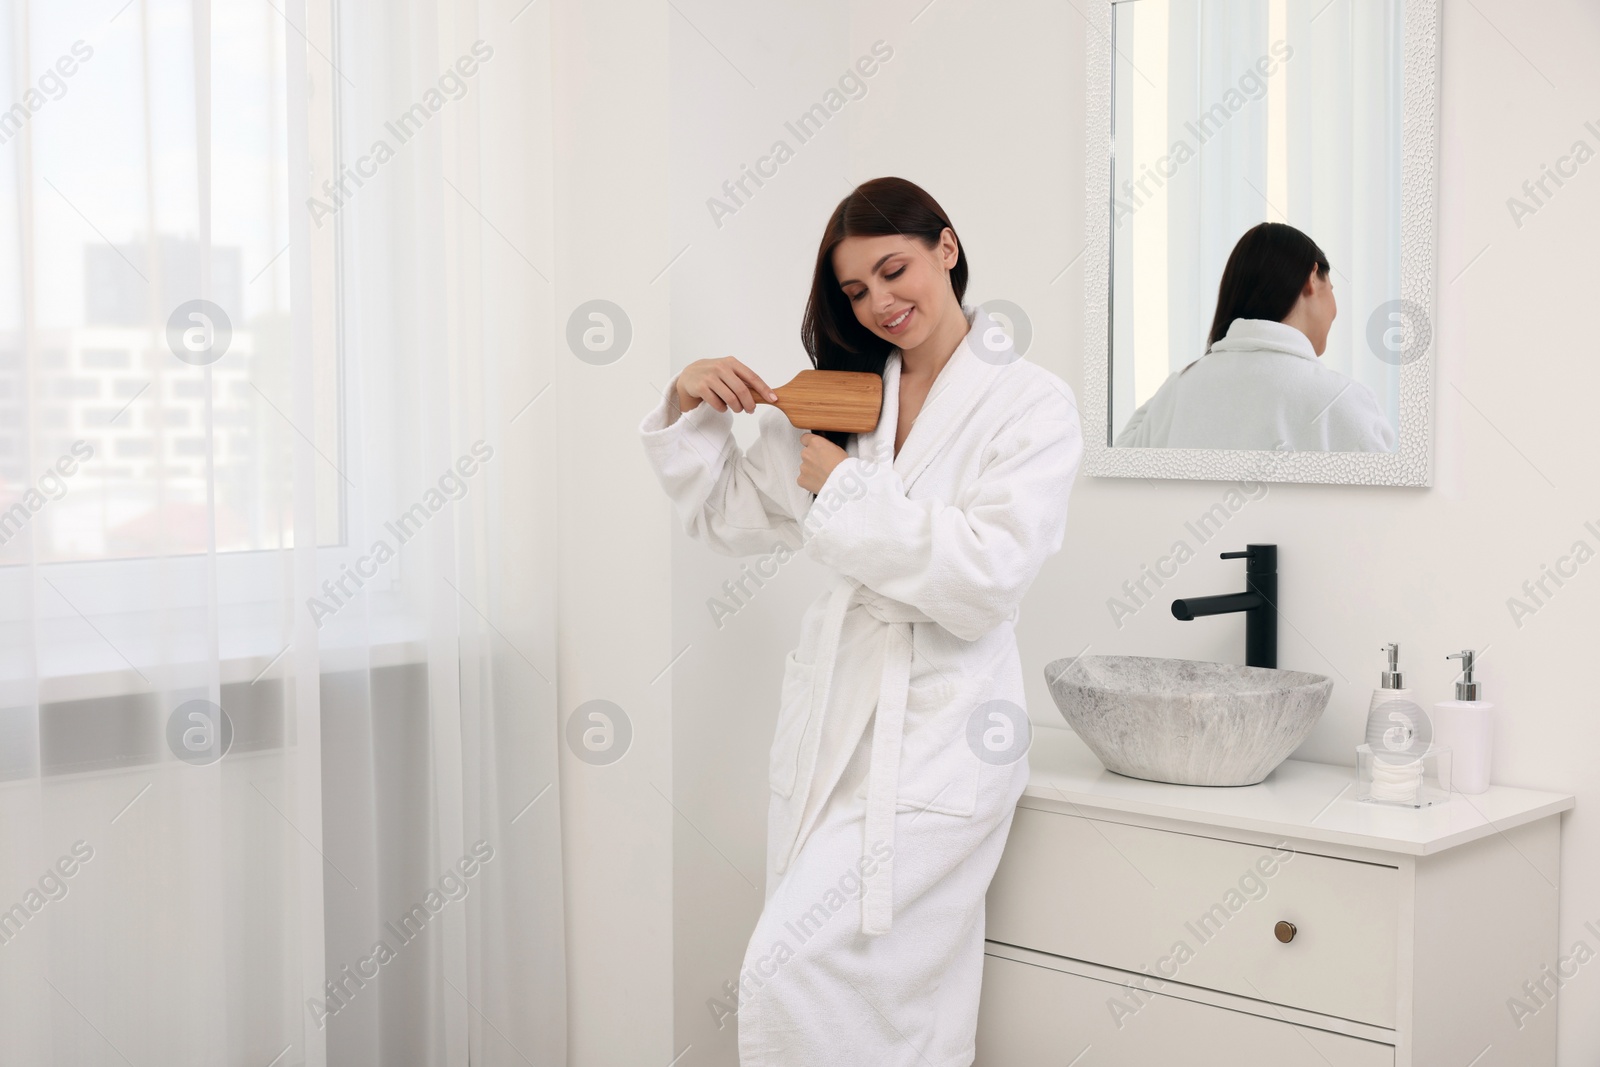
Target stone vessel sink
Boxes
[1043,655,1334,786]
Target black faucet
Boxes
[1170,544,1278,669]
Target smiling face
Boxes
[831,229,961,352]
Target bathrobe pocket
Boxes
[769,650,815,798]
[890,671,980,818]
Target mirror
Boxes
[1081,0,1440,485]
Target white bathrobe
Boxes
[638,304,1081,1066]
[1113,317,1397,452]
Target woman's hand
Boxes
[675,357,778,414]
[798,432,849,494]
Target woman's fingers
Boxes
[703,375,739,412]
[717,366,758,413]
[726,358,779,404]
[686,357,777,414]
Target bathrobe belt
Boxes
[777,571,936,938]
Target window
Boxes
[0,0,384,685]
[1,0,344,568]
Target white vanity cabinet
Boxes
[976,727,1575,1066]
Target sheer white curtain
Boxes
[0,0,562,1064]
[1284,0,1403,424]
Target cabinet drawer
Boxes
[986,807,1399,1027]
[976,952,1394,1066]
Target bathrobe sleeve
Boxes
[638,378,810,557]
[803,389,1083,642]
[1328,382,1398,452]
[1113,398,1151,446]
[1113,368,1185,447]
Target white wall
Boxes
[555,1,672,1065]
[640,2,1600,1064]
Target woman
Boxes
[1115,221,1396,452]
[637,176,1081,1066]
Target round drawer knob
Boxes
[1274,920,1297,943]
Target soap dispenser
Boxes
[1362,643,1413,749]
[1355,643,1449,807]
[1432,650,1495,794]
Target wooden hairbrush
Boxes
[755,369,883,433]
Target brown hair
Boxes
[1207,222,1330,348]
[800,176,969,450]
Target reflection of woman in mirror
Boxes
[1115,222,1396,452]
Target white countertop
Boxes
[1022,725,1575,856]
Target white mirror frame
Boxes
[1082,0,1442,486]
